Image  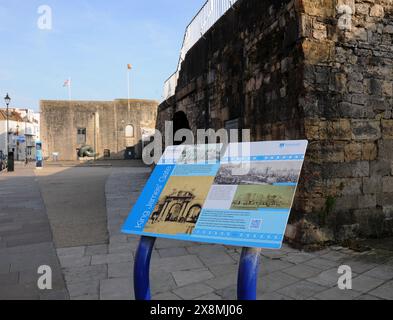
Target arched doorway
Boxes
[172,111,191,146]
[186,204,202,223]
[166,203,182,222]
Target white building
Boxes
[0,108,40,161]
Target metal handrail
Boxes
[163,0,239,100]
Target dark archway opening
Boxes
[172,111,191,146]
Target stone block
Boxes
[382,120,393,139]
[277,280,327,300]
[320,120,352,140]
[382,177,393,193]
[370,5,384,17]
[351,120,381,140]
[362,142,377,161]
[172,268,214,287]
[369,280,393,300]
[100,277,134,300]
[301,0,335,17]
[363,176,382,194]
[344,143,362,161]
[173,283,214,300]
[108,262,133,279]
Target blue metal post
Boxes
[134,236,156,300]
[237,247,261,300]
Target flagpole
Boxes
[127,68,130,111]
[68,77,72,101]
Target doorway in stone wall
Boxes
[172,111,191,146]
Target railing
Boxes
[163,0,239,100]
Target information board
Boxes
[122,141,308,249]
[36,140,43,169]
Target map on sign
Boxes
[122,141,308,249]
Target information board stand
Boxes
[134,236,262,300]
[125,141,308,300]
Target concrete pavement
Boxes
[1,163,392,300]
[36,167,110,248]
[59,167,393,300]
[0,164,68,300]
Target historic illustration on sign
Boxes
[144,176,215,235]
[214,161,302,185]
[230,185,296,210]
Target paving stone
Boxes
[204,273,237,290]
[155,238,197,249]
[315,287,363,300]
[100,277,134,300]
[308,268,347,288]
[0,272,19,285]
[259,258,295,275]
[195,293,223,300]
[59,255,91,268]
[63,264,107,284]
[108,262,133,278]
[369,280,393,299]
[151,255,204,273]
[91,252,132,265]
[0,282,40,300]
[172,268,214,287]
[258,292,294,300]
[356,294,382,300]
[158,247,188,258]
[208,263,239,277]
[0,263,10,274]
[198,252,235,266]
[173,283,214,300]
[320,251,349,262]
[215,285,236,300]
[67,280,100,297]
[72,294,99,300]
[152,292,182,300]
[150,271,177,295]
[281,264,321,279]
[363,265,393,280]
[258,271,299,294]
[39,289,69,300]
[338,259,377,274]
[57,246,86,257]
[352,275,385,293]
[108,242,136,254]
[85,244,108,256]
[277,280,328,300]
[304,258,339,271]
[281,252,315,264]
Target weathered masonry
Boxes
[40,99,158,161]
[157,0,393,245]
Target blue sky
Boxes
[0,0,206,111]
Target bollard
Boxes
[237,247,261,300]
[134,236,156,300]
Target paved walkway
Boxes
[58,167,393,300]
[0,165,68,300]
[36,167,110,248]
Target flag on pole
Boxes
[63,78,72,101]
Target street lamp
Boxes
[4,93,11,154]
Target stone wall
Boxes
[40,99,158,161]
[157,0,393,245]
